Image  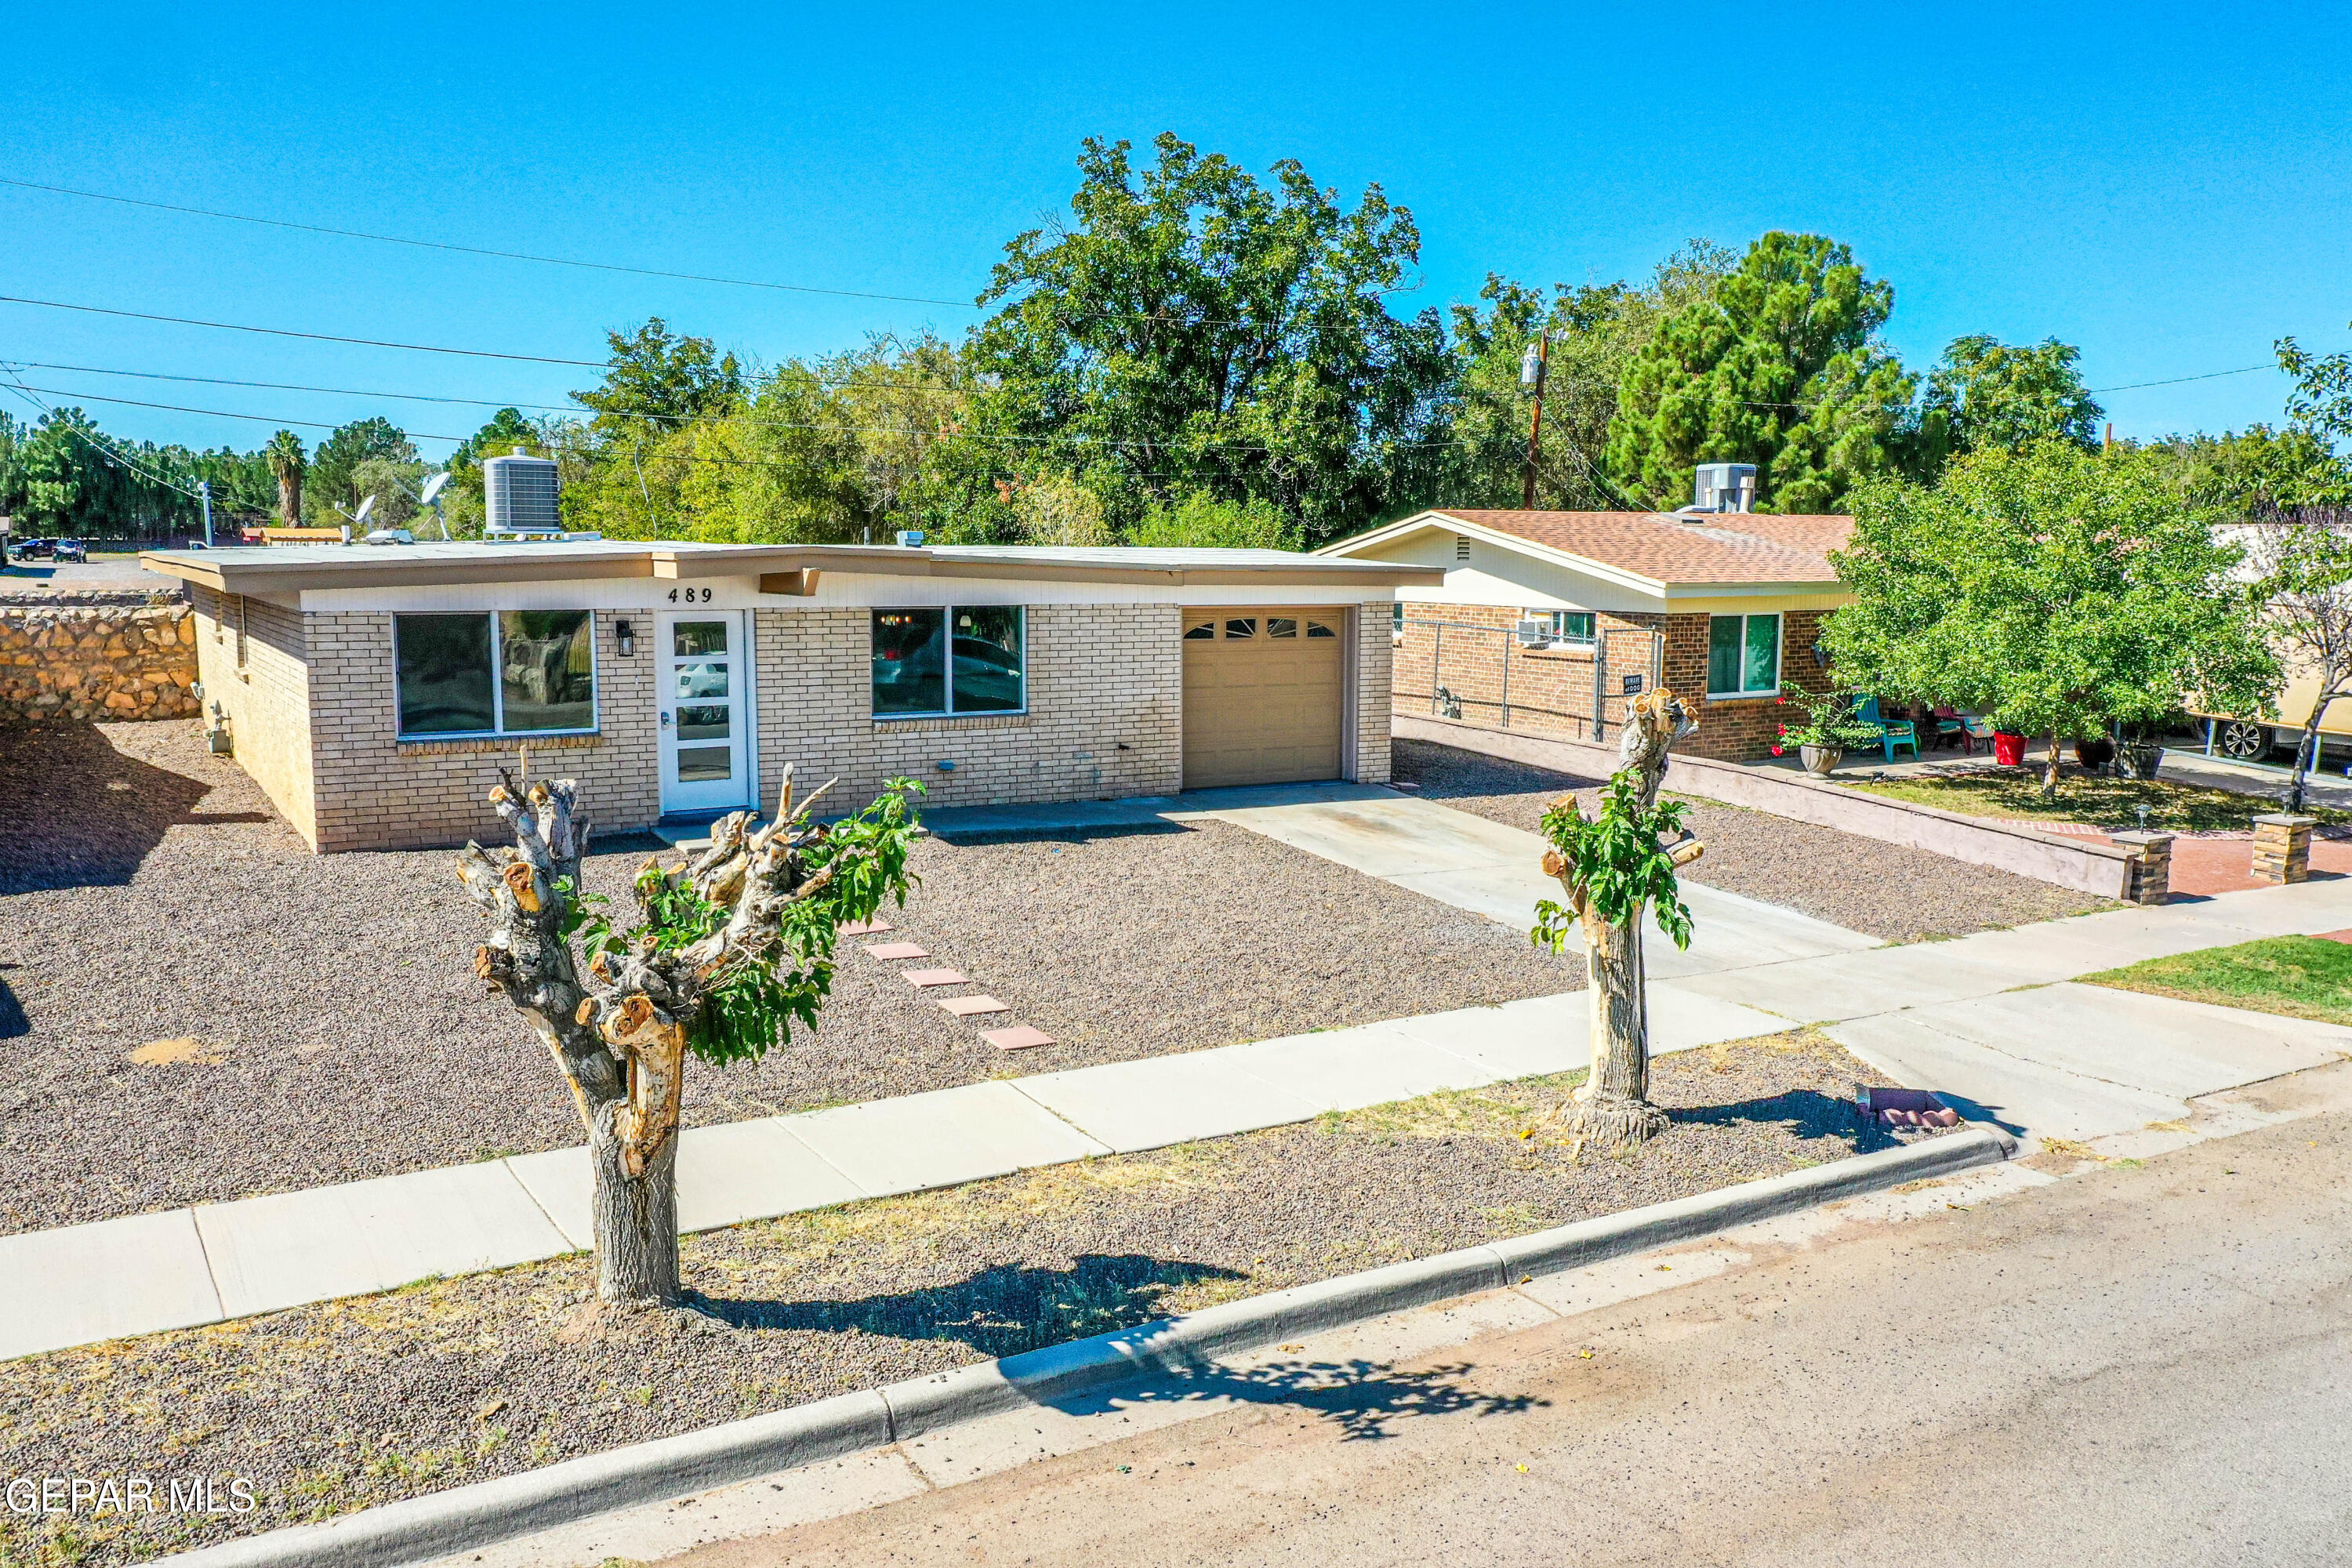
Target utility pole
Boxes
[1519,334,1550,509]
[198,479,214,548]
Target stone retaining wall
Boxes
[0,600,200,721]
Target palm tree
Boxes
[264,430,306,528]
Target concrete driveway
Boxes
[1161,787,1885,979]
[924,782,1883,979]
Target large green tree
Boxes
[1825,444,2278,794]
[570,318,746,442]
[1917,336,2103,468]
[305,417,417,526]
[965,133,1453,545]
[1606,231,1915,513]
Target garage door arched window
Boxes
[873,607,1025,717]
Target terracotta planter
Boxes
[1800,744,1843,776]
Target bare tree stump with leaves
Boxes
[1533,688,1705,1151]
[458,765,920,1308]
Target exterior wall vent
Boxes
[484,450,562,534]
[1455,535,1471,561]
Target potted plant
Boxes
[1772,688,1886,775]
[2117,720,2165,781]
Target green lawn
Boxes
[2079,935,2352,1026]
[1842,768,2349,834]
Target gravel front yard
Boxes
[0,1032,1916,1566]
[1393,738,2112,942]
[2,723,1576,1234]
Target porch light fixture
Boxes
[615,619,637,656]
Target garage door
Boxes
[1181,608,1346,789]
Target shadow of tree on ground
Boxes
[699,1251,1545,1443]
[0,722,268,893]
[697,1254,1249,1362]
[1668,1084,1918,1154]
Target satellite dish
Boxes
[352,494,376,526]
[420,472,452,506]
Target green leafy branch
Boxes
[1530,775,1697,953]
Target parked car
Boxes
[51,539,85,563]
[9,538,56,561]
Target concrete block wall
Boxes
[192,586,318,842]
[755,603,1184,814]
[303,610,659,852]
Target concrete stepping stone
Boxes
[838,918,894,936]
[939,995,1011,1018]
[982,1025,1056,1051]
[864,942,931,960]
[902,967,970,988]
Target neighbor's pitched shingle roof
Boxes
[1435,508,1854,586]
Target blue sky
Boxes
[5,0,2348,460]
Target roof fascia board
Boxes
[1426,514,1671,597]
[1662,579,1848,601]
[1315,512,1445,557]
[139,551,658,594]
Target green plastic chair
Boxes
[1857,698,1918,761]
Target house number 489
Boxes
[667,588,713,602]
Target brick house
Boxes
[140,539,1436,852]
[1317,485,1853,763]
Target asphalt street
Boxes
[666,1092,2352,1567]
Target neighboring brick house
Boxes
[142,540,1435,852]
[1318,486,1852,763]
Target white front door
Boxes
[658,611,750,815]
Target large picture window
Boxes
[872,606,1025,717]
[1706,612,1780,697]
[395,611,597,737]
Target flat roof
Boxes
[139,539,1445,595]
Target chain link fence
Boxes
[1394,616,1665,745]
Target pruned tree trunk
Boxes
[1552,688,1700,1152]
[459,764,863,1308]
[1574,897,1664,1146]
[2043,732,2063,797]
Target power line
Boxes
[0,369,208,503]
[0,378,1474,462]
[0,176,978,309]
[0,295,609,367]
[0,177,1410,331]
[2086,363,2274,394]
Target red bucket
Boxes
[1992,731,2027,767]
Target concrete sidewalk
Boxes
[14,787,2352,1364]
[0,985,1793,1363]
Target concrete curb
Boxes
[163,1125,2015,1568]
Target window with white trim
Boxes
[394,612,598,738]
[1707,612,1780,697]
[1532,610,1595,647]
